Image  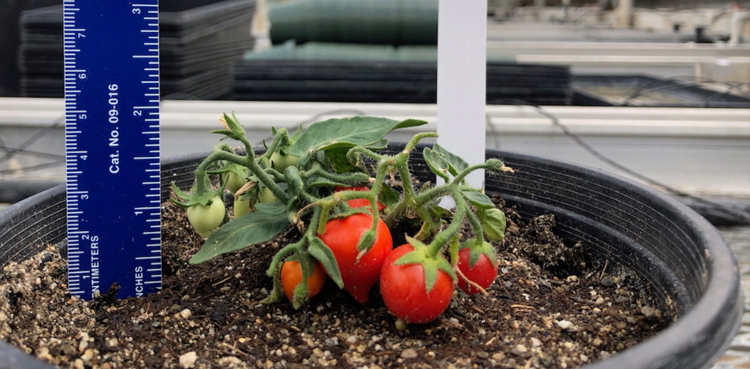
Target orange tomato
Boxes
[281,261,327,303]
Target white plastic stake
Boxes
[437,0,487,200]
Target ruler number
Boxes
[133,8,141,15]
[133,110,142,117]
[80,155,88,161]
[78,32,85,38]
[79,114,87,119]
[81,194,89,200]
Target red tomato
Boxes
[380,244,454,324]
[457,248,498,295]
[281,261,327,303]
[334,186,385,211]
[318,213,393,304]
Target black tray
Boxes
[573,75,750,108]
[233,61,571,105]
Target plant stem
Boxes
[427,202,466,258]
[404,132,437,153]
[301,167,371,186]
[347,146,384,164]
[453,162,493,185]
[266,239,303,277]
[244,151,288,203]
[194,148,248,193]
[450,187,484,245]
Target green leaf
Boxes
[210,129,237,140]
[289,116,427,160]
[423,147,450,181]
[379,184,401,208]
[366,138,389,151]
[433,143,468,176]
[309,238,344,288]
[291,124,303,141]
[427,202,452,219]
[190,211,288,264]
[479,208,506,242]
[462,190,495,209]
[255,201,286,215]
[226,112,245,137]
[327,147,363,173]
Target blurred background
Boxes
[0,0,748,364]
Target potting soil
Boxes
[0,196,675,369]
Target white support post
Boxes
[437,0,487,204]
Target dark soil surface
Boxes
[0,196,674,369]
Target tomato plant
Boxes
[186,196,225,238]
[174,112,513,314]
[318,213,392,304]
[281,260,326,303]
[380,243,454,324]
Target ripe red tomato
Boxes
[281,261,327,303]
[334,186,385,211]
[318,213,392,304]
[457,248,498,295]
[380,244,454,324]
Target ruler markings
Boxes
[65,0,161,300]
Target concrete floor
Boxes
[713,226,750,369]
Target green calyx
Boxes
[290,252,315,310]
[395,236,457,293]
[170,179,225,208]
[459,239,498,269]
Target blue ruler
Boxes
[64,0,161,300]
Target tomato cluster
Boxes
[178,113,510,327]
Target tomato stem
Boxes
[451,187,485,246]
[404,132,438,153]
[427,203,466,258]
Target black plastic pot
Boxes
[0,145,742,369]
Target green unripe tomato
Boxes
[223,170,247,194]
[187,196,225,238]
[270,151,299,172]
[258,187,278,203]
[234,195,252,218]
